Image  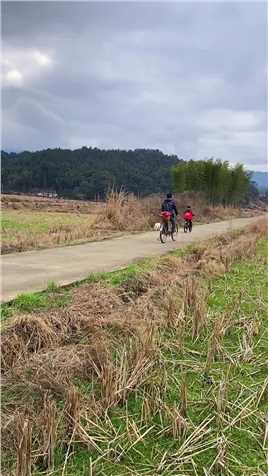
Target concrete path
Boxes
[0,216,263,302]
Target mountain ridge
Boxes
[1,147,182,199]
[250,171,268,190]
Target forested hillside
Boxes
[1,148,181,199]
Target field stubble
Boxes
[1,218,268,475]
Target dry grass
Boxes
[97,189,266,233]
[38,394,58,471]
[1,209,116,254]
[1,283,122,371]
[3,221,266,371]
[95,189,153,232]
[2,194,102,214]
[1,218,268,475]
[2,191,266,254]
[1,314,60,370]
[15,414,32,476]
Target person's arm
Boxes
[173,201,178,215]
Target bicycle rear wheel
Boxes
[160,224,167,243]
[170,222,176,241]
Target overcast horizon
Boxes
[2,1,267,171]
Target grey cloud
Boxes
[2,1,267,170]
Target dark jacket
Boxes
[161,198,178,216]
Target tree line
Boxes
[2,147,180,199]
[2,148,261,205]
[172,159,251,206]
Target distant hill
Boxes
[1,147,181,199]
[250,171,268,191]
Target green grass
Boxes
[84,232,241,289]
[2,209,96,235]
[86,260,155,287]
[1,242,195,323]
[85,243,196,287]
[2,233,267,475]
[1,209,98,253]
[30,237,268,475]
[0,231,240,324]
[1,285,70,322]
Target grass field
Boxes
[1,209,115,253]
[2,192,265,254]
[1,220,268,475]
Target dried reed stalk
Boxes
[41,394,57,470]
[16,415,32,476]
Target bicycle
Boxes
[160,212,176,243]
[183,219,192,233]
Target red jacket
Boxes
[183,210,194,220]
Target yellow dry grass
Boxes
[1,209,115,253]
[2,191,266,254]
[1,218,268,474]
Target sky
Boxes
[1,1,267,171]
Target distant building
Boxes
[35,190,58,198]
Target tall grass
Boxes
[97,189,265,233]
[1,219,268,475]
[96,189,153,231]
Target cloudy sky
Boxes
[2,1,267,171]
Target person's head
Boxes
[187,205,191,210]
[167,193,172,199]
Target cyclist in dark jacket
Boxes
[161,193,178,232]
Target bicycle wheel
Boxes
[184,223,188,233]
[160,224,167,243]
[170,222,176,241]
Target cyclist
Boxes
[183,206,195,230]
[161,193,178,233]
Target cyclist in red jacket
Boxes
[183,206,195,231]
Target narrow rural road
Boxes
[0,216,263,302]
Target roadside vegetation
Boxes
[2,191,265,254]
[1,219,267,475]
[1,285,71,323]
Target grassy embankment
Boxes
[1,219,268,475]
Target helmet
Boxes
[167,193,172,199]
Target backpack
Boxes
[162,199,173,213]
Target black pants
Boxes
[170,215,176,233]
[185,219,192,231]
